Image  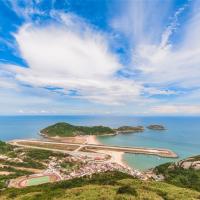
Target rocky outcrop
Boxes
[147,124,165,130]
[116,126,144,133]
[176,156,200,170]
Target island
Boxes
[38,122,177,159]
[115,126,144,133]
[40,122,115,137]
[40,122,146,138]
[147,124,166,130]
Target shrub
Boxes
[117,185,137,196]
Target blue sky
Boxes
[0,0,200,115]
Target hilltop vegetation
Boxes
[41,122,147,137]
[0,141,32,189]
[1,171,200,200]
[0,141,13,155]
[154,155,200,192]
[41,122,169,138]
[40,122,115,137]
[0,142,68,190]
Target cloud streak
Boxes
[114,0,200,89]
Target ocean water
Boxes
[0,116,200,171]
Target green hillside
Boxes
[1,144,200,200]
[154,155,200,192]
[40,122,115,137]
[0,141,13,154]
[1,171,199,200]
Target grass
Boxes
[4,159,45,170]
[0,141,36,189]
[1,140,200,199]
[0,141,13,155]
[27,176,50,186]
[0,171,199,200]
[25,149,64,160]
[0,141,67,189]
[0,166,32,189]
[154,162,200,192]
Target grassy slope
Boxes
[1,171,199,200]
[0,143,67,189]
[154,159,200,192]
[0,141,13,155]
[40,122,115,137]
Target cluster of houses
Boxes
[1,145,150,187]
[44,153,146,181]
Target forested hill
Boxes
[1,171,200,200]
[40,122,115,137]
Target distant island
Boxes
[41,122,167,138]
[147,124,166,130]
[115,126,144,133]
[40,122,115,137]
[40,122,147,138]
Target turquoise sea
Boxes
[0,116,200,171]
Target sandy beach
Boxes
[86,135,128,168]
[86,135,101,145]
[40,133,129,168]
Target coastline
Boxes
[86,135,101,145]
[87,135,129,168]
[39,132,177,169]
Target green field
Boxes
[27,176,50,186]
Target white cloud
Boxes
[151,105,200,115]
[0,68,18,90]
[0,77,17,90]
[7,15,142,105]
[160,2,189,48]
[111,0,172,46]
[113,0,200,90]
[2,1,200,115]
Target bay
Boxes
[0,115,199,170]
